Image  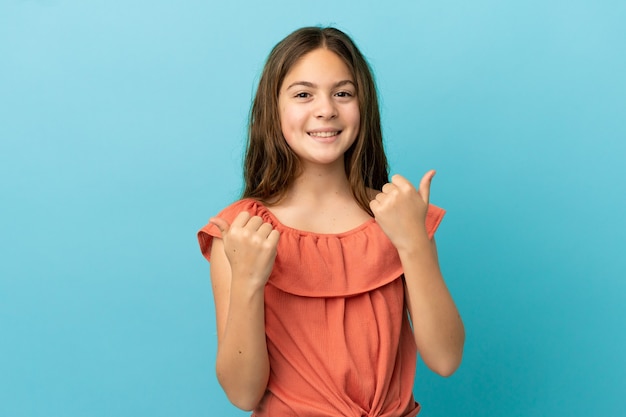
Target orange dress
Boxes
[198,199,445,417]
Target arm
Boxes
[209,212,279,410]
[399,236,464,376]
[370,172,465,376]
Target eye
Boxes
[335,91,353,98]
[295,92,311,98]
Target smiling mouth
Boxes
[308,131,341,138]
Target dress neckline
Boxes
[243,198,378,238]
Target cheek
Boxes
[280,106,306,132]
[349,105,361,130]
[279,109,296,144]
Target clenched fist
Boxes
[370,170,435,251]
[210,211,280,289]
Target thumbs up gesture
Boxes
[369,170,435,251]
[210,211,280,289]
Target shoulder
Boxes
[197,198,267,261]
[201,198,270,234]
[213,198,267,221]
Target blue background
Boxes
[1,1,625,416]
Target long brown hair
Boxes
[242,26,389,215]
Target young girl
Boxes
[198,26,464,416]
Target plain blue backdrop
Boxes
[1,1,625,416]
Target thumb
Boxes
[419,170,436,203]
[209,217,230,237]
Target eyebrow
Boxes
[285,80,355,90]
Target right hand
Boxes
[210,211,280,289]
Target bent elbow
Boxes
[430,325,465,377]
[216,367,267,411]
[425,347,464,377]
[218,380,265,411]
[431,360,461,377]
[228,395,262,412]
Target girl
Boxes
[198,26,464,417]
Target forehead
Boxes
[282,48,353,86]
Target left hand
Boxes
[369,170,436,251]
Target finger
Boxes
[419,170,436,203]
[209,216,231,235]
[231,211,252,228]
[257,222,275,238]
[369,198,380,215]
[381,182,396,194]
[267,229,280,247]
[390,174,410,187]
[391,173,420,193]
[245,215,264,231]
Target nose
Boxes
[315,96,337,119]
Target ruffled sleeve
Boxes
[197,199,262,262]
[426,204,445,239]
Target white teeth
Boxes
[309,131,339,138]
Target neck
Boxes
[285,161,352,203]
